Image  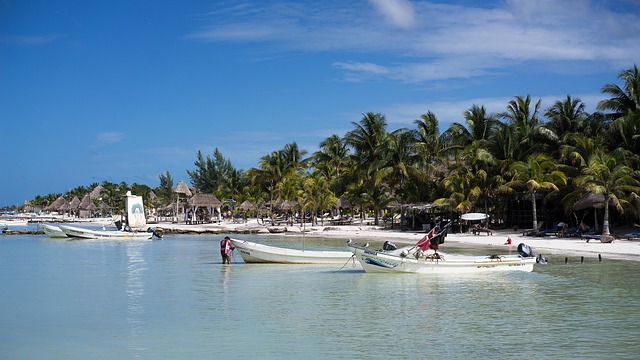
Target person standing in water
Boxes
[220,236,234,264]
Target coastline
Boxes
[153,219,640,261]
[6,217,640,261]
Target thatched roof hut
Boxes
[173,180,192,197]
[89,185,103,200]
[79,195,93,209]
[69,196,81,210]
[187,193,222,208]
[48,196,69,211]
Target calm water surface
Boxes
[1,233,639,359]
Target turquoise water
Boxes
[1,233,639,359]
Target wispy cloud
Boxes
[369,0,417,29]
[0,34,59,45]
[186,1,640,82]
[95,132,125,146]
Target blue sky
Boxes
[1,0,639,207]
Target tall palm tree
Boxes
[598,64,640,154]
[500,95,555,160]
[576,150,640,234]
[377,128,420,202]
[506,154,567,231]
[446,104,498,147]
[345,112,388,173]
[544,95,588,142]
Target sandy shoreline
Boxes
[150,219,640,261]
[5,216,639,261]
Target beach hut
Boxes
[173,180,192,222]
[78,195,95,218]
[69,196,81,217]
[89,185,103,200]
[186,193,222,223]
[47,196,69,214]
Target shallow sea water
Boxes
[1,233,639,359]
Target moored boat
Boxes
[41,223,68,238]
[58,224,155,240]
[349,224,544,274]
[230,238,355,264]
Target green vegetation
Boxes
[24,64,640,229]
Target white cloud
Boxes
[187,1,640,82]
[368,0,417,29]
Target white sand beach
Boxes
[153,219,640,261]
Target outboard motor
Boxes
[147,227,163,239]
[383,241,397,251]
[518,243,547,264]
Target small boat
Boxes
[41,223,68,238]
[58,224,155,240]
[349,224,545,274]
[230,238,355,264]
[55,192,162,240]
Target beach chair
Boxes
[523,222,544,236]
[626,231,640,241]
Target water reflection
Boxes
[125,242,148,357]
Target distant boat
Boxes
[58,224,155,240]
[0,220,29,227]
[41,224,68,238]
[54,192,162,240]
[230,239,355,264]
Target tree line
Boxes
[27,64,640,234]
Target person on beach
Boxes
[220,236,234,264]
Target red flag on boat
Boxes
[416,228,436,251]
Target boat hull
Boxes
[58,224,153,240]
[41,224,68,238]
[349,246,536,273]
[230,239,354,264]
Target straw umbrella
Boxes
[173,180,192,221]
[238,200,255,220]
[573,192,605,231]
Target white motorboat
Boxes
[41,224,68,238]
[349,224,544,274]
[58,224,155,240]
[230,238,355,264]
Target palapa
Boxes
[69,196,81,209]
[280,199,298,211]
[173,180,192,197]
[79,195,93,209]
[573,192,606,210]
[238,200,255,211]
[89,185,103,200]
[187,193,222,208]
[48,196,69,211]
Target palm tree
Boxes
[345,112,388,173]
[506,154,567,231]
[500,95,555,160]
[377,128,420,202]
[544,95,588,142]
[576,150,640,234]
[598,64,640,154]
